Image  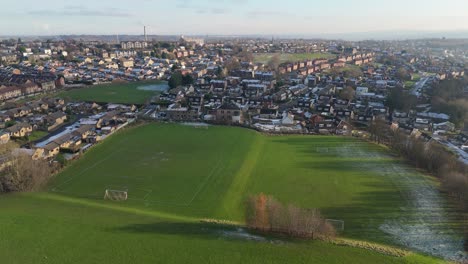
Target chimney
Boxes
[144,26,147,42]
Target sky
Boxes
[1,0,468,37]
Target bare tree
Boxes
[443,171,468,201]
[225,58,241,72]
[246,194,336,239]
[267,54,281,71]
[369,119,388,144]
[339,86,356,101]
[0,143,52,193]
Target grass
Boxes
[15,130,49,145]
[27,131,49,142]
[0,193,442,264]
[324,64,363,77]
[0,124,453,263]
[254,52,336,64]
[57,81,167,104]
[412,73,421,81]
[405,81,416,89]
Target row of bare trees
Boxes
[0,142,52,193]
[369,125,468,206]
[245,194,336,239]
[390,131,467,202]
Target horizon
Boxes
[2,30,468,42]
[1,0,468,39]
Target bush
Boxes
[245,194,336,239]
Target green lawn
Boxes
[58,81,167,104]
[405,81,416,89]
[412,73,421,81]
[324,64,363,77]
[0,124,454,263]
[0,193,441,264]
[254,52,336,64]
[28,131,49,142]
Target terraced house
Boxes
[0,86,22,100]
[6,123,33,138]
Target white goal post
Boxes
[104,189,128,201]
[326,219,345,232]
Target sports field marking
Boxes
[50,139,129,191]
[50,126,243,208]
[50,152,119,190]
[34,192,197,222]
[143,190,153,200]
[185,156,225,206]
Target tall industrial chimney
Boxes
[144,26,147,42]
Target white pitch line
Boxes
[50,139,129,191]
[185,151,226,206]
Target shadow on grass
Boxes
[110,221,237,238]
[111,221,304,245]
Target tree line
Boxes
[168,72,194,89]
[369,124,468,205]
[430,78,468,127]
[245,193,336,240]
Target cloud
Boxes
[210,8,230,14]
[246,10,289,19]
[176,0,232,14]
[28,5,133,17]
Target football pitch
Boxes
[57,81,167,104]
[253,52,336,64]
[0,123,461,263]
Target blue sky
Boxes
[1,0,468,36]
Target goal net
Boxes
[104,189,128,201]
[326,219,344,232]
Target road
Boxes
[411,76,430,98]
[432,131,468,165]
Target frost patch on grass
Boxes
[219,228,283,244]
[336,143,467,261]
[180,122,211,127]
[136,84,169,92]
[221,228,266,241]
[380,222,466,262]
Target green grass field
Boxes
[1,193,442,264]
[0,124,455,263]
[27,131,49,141]
[58,81,167,104]
[254,53,336,64]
